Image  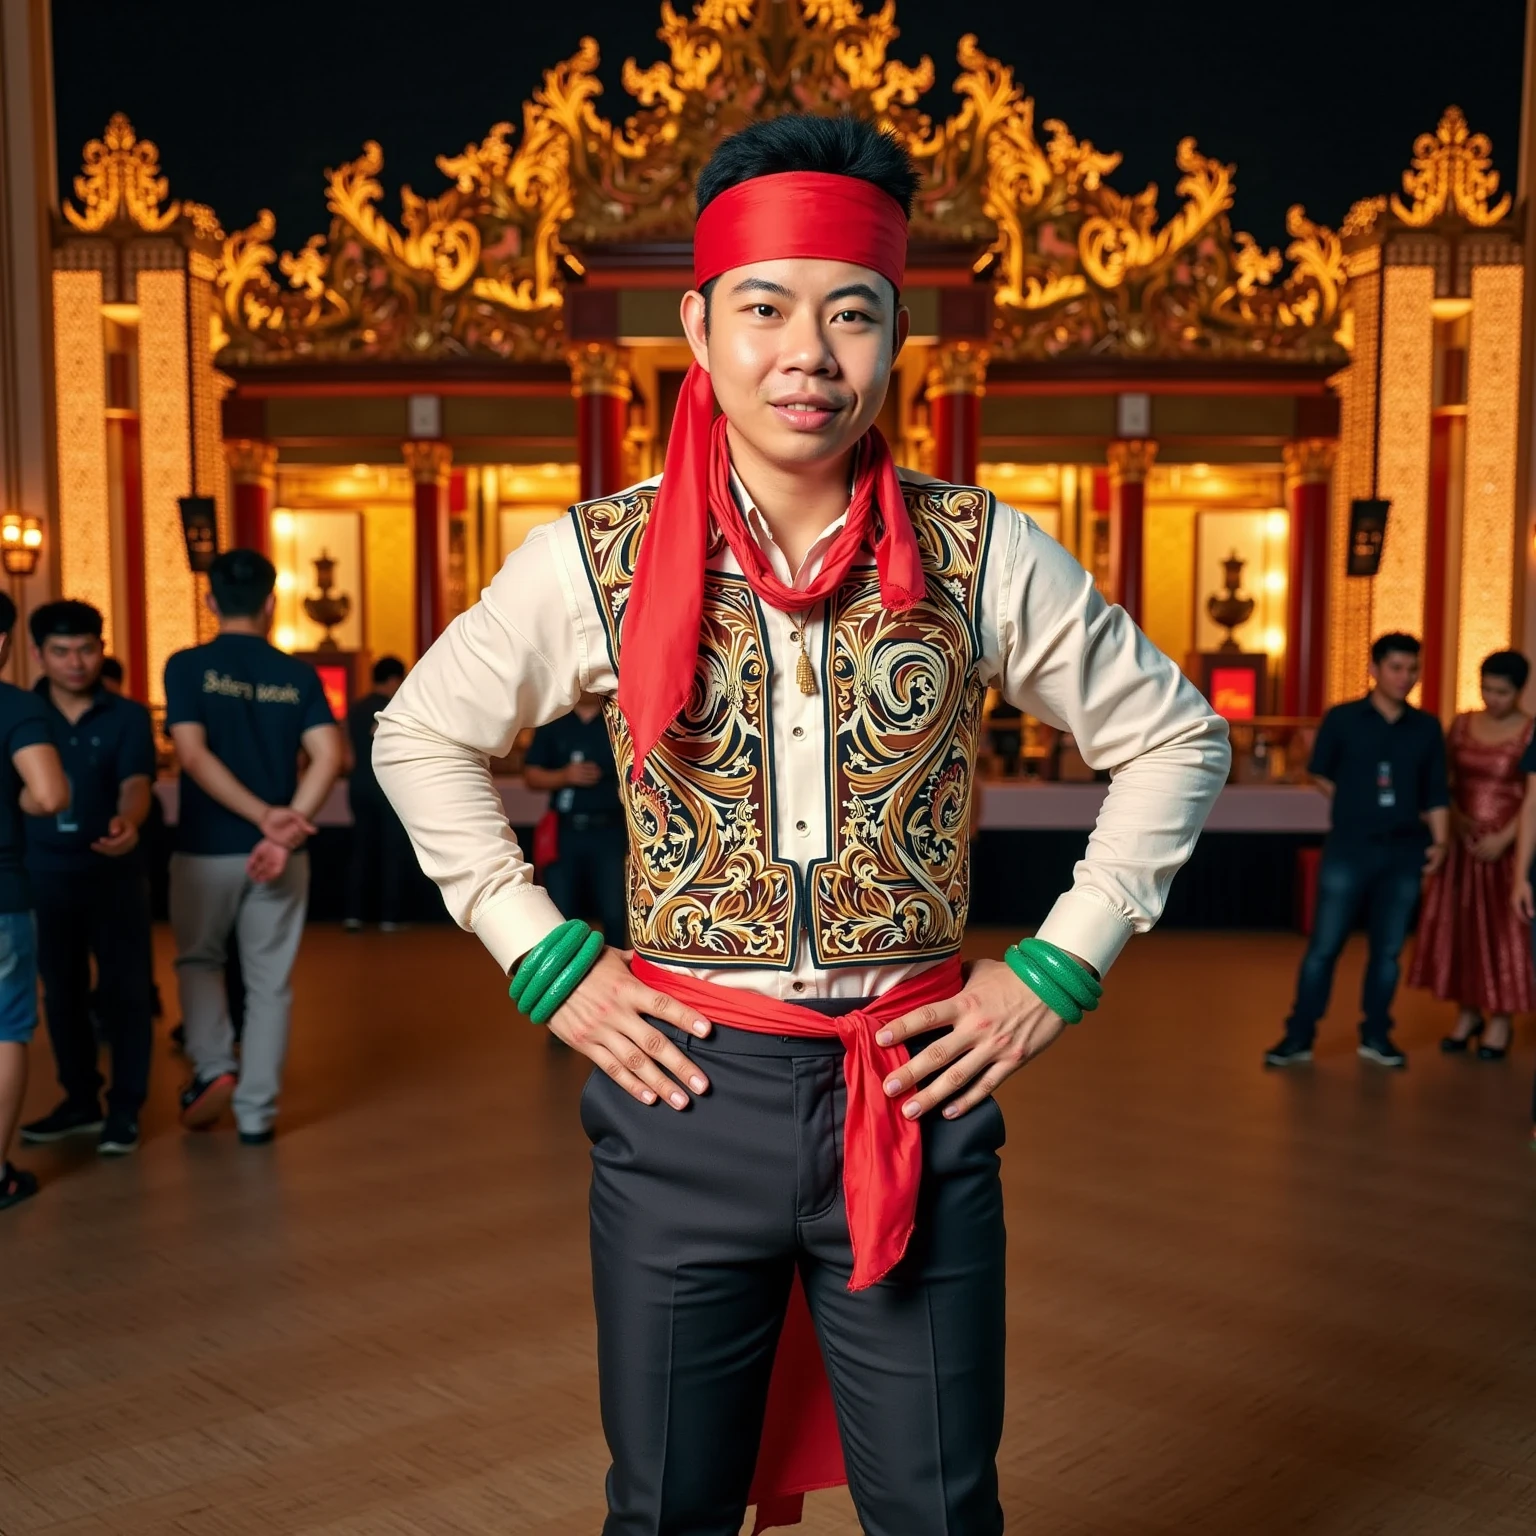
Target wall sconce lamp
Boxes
[0,514,43,577]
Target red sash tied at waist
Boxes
[626,953,966,1531]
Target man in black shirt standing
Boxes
[164,550,343,1143]
[18,601,157,1156]
[522,696,627,946]
[344,655,412,931]
[1267,633,1449,1069]
[0,592,70,1210]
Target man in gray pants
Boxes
[164,550,342,1144]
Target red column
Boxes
[569,343,632,501]
[1106,439,1156,626]
[225,439,277,557]
[403,440,452,659]
[1282,440,1337,717]
[926,342,987,486]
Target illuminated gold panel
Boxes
[1328,271,1379,703]
[363,502,415,663]
[1372,266,1435,662]
[1457,264,1524,711]
[52,271,113,646]
[136,270,198,705]
[189,278,229,551]
[1142,501,1195,667]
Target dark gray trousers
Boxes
[581,1000,1008,1536]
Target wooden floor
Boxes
[3,923,1535,1535]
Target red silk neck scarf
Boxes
[617,171,923,778]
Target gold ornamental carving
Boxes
[1106,439,1157,485]
[95,0,1364,369]
[568,343,633,400]
[1391,107,1512,229]
[926,342,988,399]
[1282,438,1337,486]
[224,439,277,487]
[402,440,453,486]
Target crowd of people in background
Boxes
[5,580,1536,1212]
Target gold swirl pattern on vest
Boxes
[813,488,987,965]
[571,483,991,970]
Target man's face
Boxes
[1370,649,1420,703]
[36,633,103,694]
[682,257,908,476]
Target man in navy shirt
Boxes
[1267,633,1449,1070]
[165,550,343,1144]
[344,654,413,931]
[0,591,70,1211]
[17,601,156,1157]
[522,696,628,947]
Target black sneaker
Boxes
[20,1100,104,1144]
[0,1162,39,1210]
[1263,1036,1314,1068]
[98,1113,140,1156]
[238,1127,275,1146]
[1358,1036,1408,1068]
[179,1071,236,1129]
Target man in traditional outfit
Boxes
[375,115,1229,1536]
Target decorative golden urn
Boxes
[302,550,351,650]
[1205,551,1256,652]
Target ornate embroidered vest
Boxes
[570,481,993,970]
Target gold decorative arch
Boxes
[105,0,1361,368]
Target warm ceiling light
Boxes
[271,510,295,538]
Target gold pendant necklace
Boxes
[792,610,817,697]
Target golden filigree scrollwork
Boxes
[1282,438,1337,486]
[1390,107,1512,228]
[206,0,1350,369]
[927,342,988,398]
[64,114,180,232]
[1106,439,1157,485]
[569,343,634,400]
[402,440,453,486]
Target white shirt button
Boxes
[792,726,805,739]
[795,820,808,834]
[792,981,806,992]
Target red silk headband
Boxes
[693,171,908,293]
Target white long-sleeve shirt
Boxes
[373,472,1231,996]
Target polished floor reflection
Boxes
[3,924,1534,1535]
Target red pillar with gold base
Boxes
[225,439,277,557]
[926,342,987,486]
[403,440,452,660]
[1106,440,1156,626]
[1282,439,1336,718]
[570,343,632,502]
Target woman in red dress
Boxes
[1411,650,1533,1057]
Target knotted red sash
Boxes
[629,954,965,1530]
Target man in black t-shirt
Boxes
[343,655,414,930]
[522,697,628,946]
[18,601,157,1157]
[164,550,343,1144]
[0,591,70,1211]
[1267,633,1449,1071]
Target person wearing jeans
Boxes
[0,591,70,1211]
[1267,632,1449,1069]
[164,550,342,1143]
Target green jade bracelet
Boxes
[1003,937,1101,1025]
[511,920,591,1016]
[530,929,606,1025]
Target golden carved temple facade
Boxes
[10,0,1534,730]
